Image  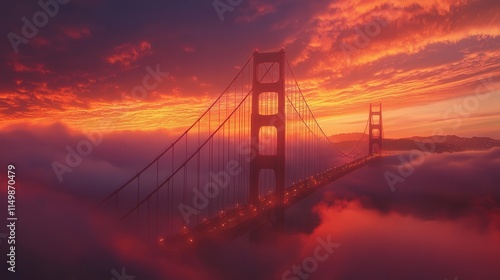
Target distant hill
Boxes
[329,133,368,143]
[330,133,500,153]
[388,135,500,152]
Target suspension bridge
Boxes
[100,49,384,252]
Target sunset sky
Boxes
[1,2,500,279]
[1,0,499,139]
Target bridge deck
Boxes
[160,154,380,252]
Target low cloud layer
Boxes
[0,125,499,279]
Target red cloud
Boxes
[105,41,152,67]
[61,26,91,40]
[8,60,51,74]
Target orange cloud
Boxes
[274,0,500,137]
[1,0,498,140]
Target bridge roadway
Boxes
[160,154,381,252]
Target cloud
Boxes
[278,0,500,124]
[0,0,498,137]
[1,0,499,278]
[0,181,214,280]
[1,123,499,279]
[105,41,152,67]
[234,0,280,23]
[60,25,91,40]
[287,148,500,232]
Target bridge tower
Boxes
[368,103,383,155]
[250,50,286,228]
